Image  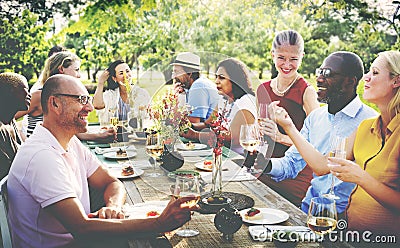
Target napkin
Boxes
[249,225,323,242]
[178,149,213,157]
[95,145,136,155]
[200,160,256,183]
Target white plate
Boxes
[108,167,144,179]
[194,161,214,171]
[103,150,137,159]
[176,143,208,151]
[124,201,169,219]
[240,208,289,225]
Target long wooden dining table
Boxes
[86,135,353,248]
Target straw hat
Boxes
[171,52,201,71]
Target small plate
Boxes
[240,208,289,225]
[108,168,144,179]
[124,201,169,219]
[194,161,213,171]
[176,143,207,151]
[103,150,137,159]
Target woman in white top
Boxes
[183,58,257,154]
[93,60,151,125]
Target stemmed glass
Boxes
[109,113,119,143]
[239,124,262,173]
[307,196,338,236]
[323,136,347,199]
[173,175,201,237]
[145,133,164,177]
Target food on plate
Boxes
[185,141,195,149]
[203,160,213,169]
[244,208,263,220]
[206,196,228,205]
[121,165,135,176]
[146,210,160,218]
[116,148,127,157]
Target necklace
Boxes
[274,75,299,96]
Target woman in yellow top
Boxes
[329,51,400,236]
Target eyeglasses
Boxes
[315,68,342,78]
[54,93,93,105]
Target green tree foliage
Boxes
[0,9,50,81]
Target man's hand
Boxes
[156,196,198,233]
[88,206,125,219]
[97,127,117,143]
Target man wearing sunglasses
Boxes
[7,75,197,247]
[259,51,377,216]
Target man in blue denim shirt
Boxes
[260,52,377,214]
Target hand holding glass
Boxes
[323,136,346,199]
[173,175,201,237]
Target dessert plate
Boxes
[108,168,144,179]
[176,143,207,151]
[240,208,289,225]
[103,150,137,159]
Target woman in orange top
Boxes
[329,51,400,236]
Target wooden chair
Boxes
[0,176,12,248]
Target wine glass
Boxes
[173,175,201,237]
[239,124,262,174]
[145,133,164,177]
[307,196,338,236]
[323,136,347,199]
[109,113,119,143]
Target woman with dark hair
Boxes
[93,60,150,125]
[182,58,257,154]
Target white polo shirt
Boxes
[8,125,99,248]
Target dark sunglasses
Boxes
[315,68,342,78]
[54,93,93,105]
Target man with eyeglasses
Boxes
[258,51,377,215]
[7,75,196,247]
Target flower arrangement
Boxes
[147,89,192,143]
[208,100,231,155]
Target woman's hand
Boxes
[259,119,281,142]
[268,101,294,130]
[98,70,109,86]
[327,157,367,185]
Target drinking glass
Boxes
[173,175,201,237]
[257,103,270,126]
[239,124,262,173]
[307,196,338,236]
[145,133,164,177]
[323,136,346,199]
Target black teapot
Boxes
[159,148,184,172]
[214,206,243,241]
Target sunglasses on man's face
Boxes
[54,93,93,105]
[315,68,342,78]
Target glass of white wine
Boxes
[307,196,338,236]
[173,175,201,237]
[145,133,164,177]
[323,136,347,199]
[239,124,262,174]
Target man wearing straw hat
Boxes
[172,52,220,123]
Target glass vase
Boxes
[212,151,223,196]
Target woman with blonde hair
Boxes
[15,51,115,142]
[329,50,400,235]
